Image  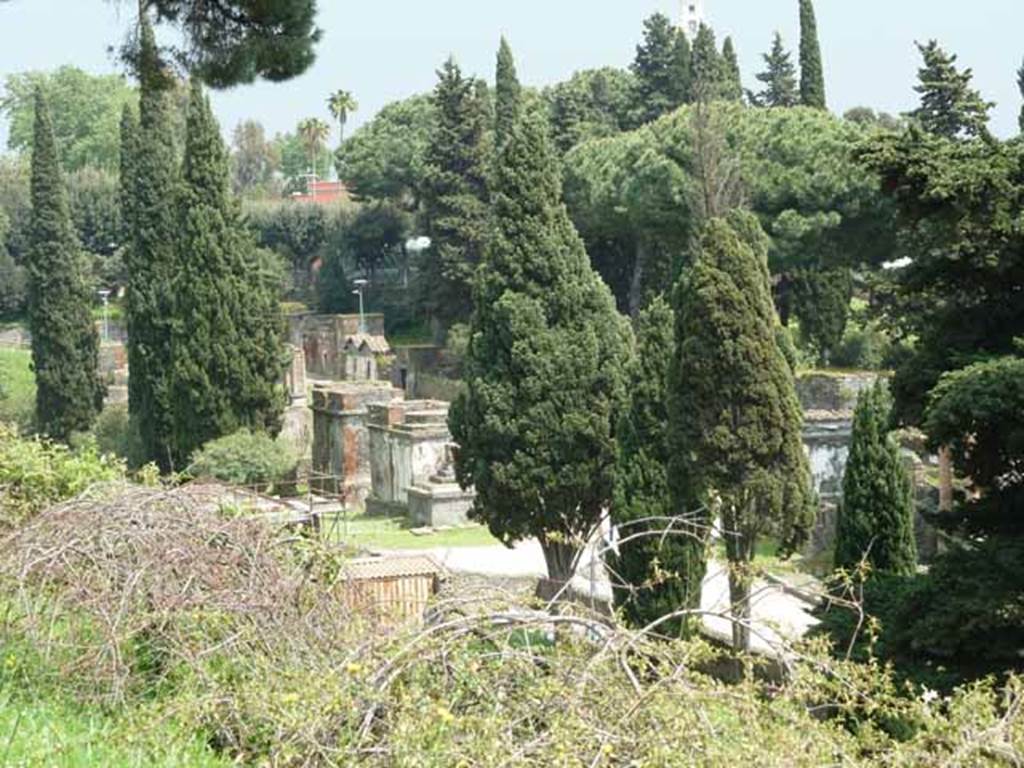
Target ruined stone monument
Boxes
[289,312,390,380]
[278,345,313,469]
[365,400,474,524]
[310,381,403,504]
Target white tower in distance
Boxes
[680,0,705,39]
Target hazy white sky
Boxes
[2,0,1023,145]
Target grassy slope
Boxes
[0,348,34,429]
[324,509,499,550]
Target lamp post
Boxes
[97,289,111,343]
[352,278,369,333]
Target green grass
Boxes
[715,536,832,579]
[323,509,499,551]
[0,348,34,429]
[0,695,226,768]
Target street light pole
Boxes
[352,279,369,333]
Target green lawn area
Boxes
[715,535,832,579]
[0,694,225,768]
[323,509,499,551]
[0,347,34,429]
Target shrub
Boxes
[187,429,297,490]
[92,403,146,467]
[0,346,35,431]
[0,424,124,528]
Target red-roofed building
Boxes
[291,179,350,204]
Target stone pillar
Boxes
[310,382,403,505]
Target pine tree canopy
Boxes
[136,0,321,87]
[450,107,632,584]
[835,383,917,576]
[910,40,992,139]
[798,0,827,109]
[420,57,491,329]
[611,295,704,635]
[753,32,799,108]
[27,89,104,441]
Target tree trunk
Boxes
[627,239,648,320]
[540,537,580,588]
[722,505,755,653]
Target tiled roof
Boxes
[344,333,391,354]
[341,555,445,581]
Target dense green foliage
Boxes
[909,41,992,138]
[125,20,179,470]
[169,81,286,466]
[450,98,632,582]
[1,66,136,171]
[631,13,686,124]
[544,68,635,155]
[798,0,826,109]
[610,297,702,634]
[494,37,521,151]
[690,23,725,101]
[419,58,491,328]
[720,36,743,102]
[791,266,852,362]
[187,428,296,489]
[834,383,917,575]
[857,128,1024,426]
[0,423,123,529]
[669,213,814,649]
[0,348,35,430]
[230,119,279,195]
[143,0,321,87]
[26,90,104,441]
[923,355,1024,533]
[335,94,434,206]
[752,32,798,108]
[0,210,26,318]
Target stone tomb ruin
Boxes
[365,400,475,527]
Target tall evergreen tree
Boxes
[450,107,632,585]
[610,296,702,634]
[126,17,179,470]
[26,90,104,440]
[669,30,693,110]
[798,0,827,109]
[835,383,917,576]
[631,13,681,123]
[420,58,492,329]
[910,41,992,139]
[670,212,814,651]
[721,37,743,102]
[752,32,798,108]
[170,80,285,466]
[494,36,521,151]
[118,105,138,249]
[689,23,724,102]
[1017,58,1024,134]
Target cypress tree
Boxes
[669,30,693,110]
[670,211,814,651]
[631,13,681,123]
[1018,58,1024,134]
[798,0,827,109]
[753,32,798,108]
[170,80,285,466]
[910,41,992,139]
[450,101,632,585]
[420,58,491,329]
[721,37,744,102]
[610,296,702,634]
[118,105,139,252]
[127,17,178,470]
[494,36,521,150]
[835,383,917,576]
[26,89,104,440]
[689,23,724,102]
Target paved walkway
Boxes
[397,540,820,655]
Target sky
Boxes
[1,0,1023,147]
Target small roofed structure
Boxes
[344,332,391,382]
[340,555,445,624]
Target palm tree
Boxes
[296,117,331,185]
[327,89,358,144]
